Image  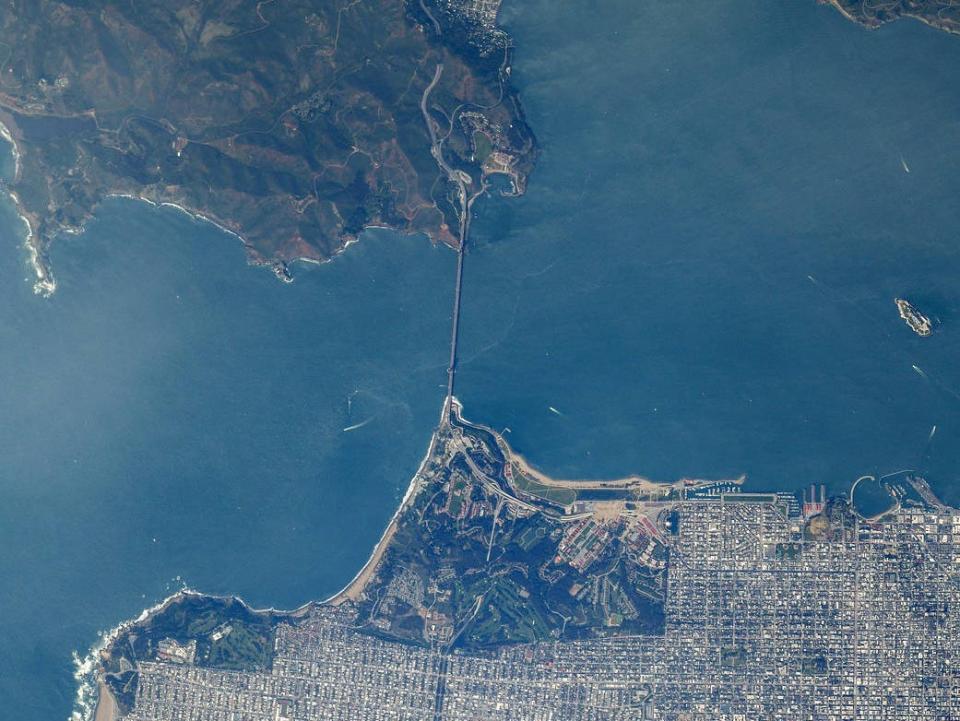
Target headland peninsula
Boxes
[0,0,535,295]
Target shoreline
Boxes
[3,187,57,296]
[324,397,448,604]
[0,107,450,300]
[74,586,319,721]
[106,193,299,283]
[11,187,442,298]
[109,194,249,248]
[0,116,22,181]
[71,590,190,721]
[77,399,448,720]
[849,474,903,522]
[450,398,746,493]
[75,396,941,721]
[822,0,960,38]
[0,114,58,296]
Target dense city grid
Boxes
[126,499,960,720]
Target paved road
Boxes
[420,63,470,411]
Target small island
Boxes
[896,297,934,336]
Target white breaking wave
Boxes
[69,580,189,721]
[67,579,326,721]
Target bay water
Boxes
[460,0,960,501]
[2,0,960,718]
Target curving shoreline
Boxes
[81,587,316,721]
[822,0,960,37]
[450,398,746,494]
[78,394,949,721]
[0,119,57,296]
[81,394,727,720]
[8,184,449,299]
[82,399,445,721]
[2,186,56,295]
[1,115,445,299]
[325,399,451,605]
[92,681,118,721]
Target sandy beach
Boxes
[93,681,118,721]
[450,399,744,494]
[508,447,664,490]
[509,447,744,493]
[325,405,444,604]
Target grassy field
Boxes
[511,466,577,506]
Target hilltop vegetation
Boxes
[0,0,535,291]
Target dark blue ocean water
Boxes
[2,1,960,719]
